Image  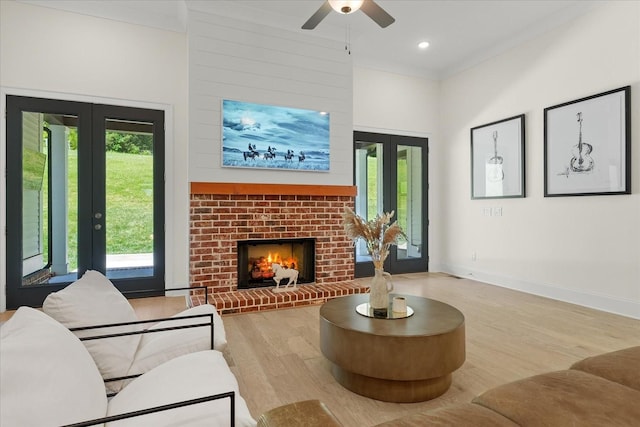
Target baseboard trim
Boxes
[438,264,640,320]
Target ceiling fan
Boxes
[302,0,395,30]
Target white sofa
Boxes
[0,306,256,426]
[42,270,227,393]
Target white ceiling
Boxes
[19,0,600,79]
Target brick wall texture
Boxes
[189,192,365,313]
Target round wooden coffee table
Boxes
[319,293,465,403]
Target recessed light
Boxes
[418,41,430,49]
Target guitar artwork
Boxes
[486,130,505,182]
[569,112,594,173]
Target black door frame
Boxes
[5,95,165,308]
[353,131,429,278]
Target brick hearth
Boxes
[189,182,365,314]
[190,281,368,314]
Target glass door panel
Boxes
[104,118,155,279]
[21,111,80,286]
[354,141,383,264]
[396,145,423,261]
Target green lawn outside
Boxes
[366,154,408,232]
[104,151,154,254]
[64,150,153,270]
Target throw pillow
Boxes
[42,269,141,387]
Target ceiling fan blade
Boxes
[360,0,395,28]
[302,1,333,30]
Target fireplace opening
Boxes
[237,238,315,289]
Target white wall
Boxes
[188,10,353,185]
[352,67,442,269]
[0,1,190,311]
[353,67,440,136]
[439,1,640,318]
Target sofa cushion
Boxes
[126,304,227,381]
[473,369,640,427]
[147,303,227,351]
[0,307,107,426]
[43,270,142,384]
[107,350,255,426]
[570,346,640,391]
[373,403,518,426]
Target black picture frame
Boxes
[471,114,526,199]
[544,86,631,197]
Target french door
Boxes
[5,96,165,309]
[353,131,428,277]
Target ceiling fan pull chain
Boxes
[345,24,351,55]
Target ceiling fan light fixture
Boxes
[328,0,364,15]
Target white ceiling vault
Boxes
[19,0,599,79]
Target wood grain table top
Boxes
[320,293,465,338]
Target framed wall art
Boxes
[544,86,631,197]
[221,99,330,172]
[471,114,526,199]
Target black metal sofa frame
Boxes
[57,286,235,427]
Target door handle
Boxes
[94,212,103,219]
[94,224,102,230]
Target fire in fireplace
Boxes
[237,238,315,289]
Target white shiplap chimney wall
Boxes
[188,10,353,186]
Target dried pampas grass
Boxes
[342,207,406,269]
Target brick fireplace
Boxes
[237,238,316,289]
[189,182,368,314]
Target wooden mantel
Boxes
[190,182,357,197]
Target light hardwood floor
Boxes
[208,273,639,426]
[3,273,639,426]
